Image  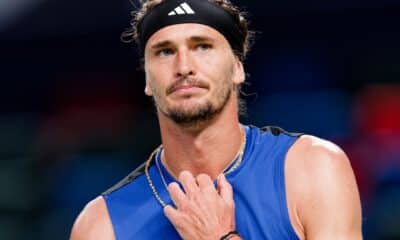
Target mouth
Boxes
[167,80,209,95]
[171,85,204,94]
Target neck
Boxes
[158,100,243,180]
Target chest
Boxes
[114,178,296,240]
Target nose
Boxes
[175,49,195,78]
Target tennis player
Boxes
[70,0,362,239]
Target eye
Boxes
[156,48,174,57]
[196,43,212,51]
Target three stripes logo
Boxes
[168,2,195,16]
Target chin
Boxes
[171,97,209,110]
[166,100,224,126]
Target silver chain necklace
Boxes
[155,149,170,190]
[145,126,247,208]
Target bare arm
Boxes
[287,135,362,240]
[70,196,115,240]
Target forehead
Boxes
[145,23,229,48]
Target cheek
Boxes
[146,61,173,83]
[200,55,228,77]
[146,73,169,99]
[209,57,236,84]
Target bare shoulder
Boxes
[70,196,115,240]
[286,134,358,183]
[285,135,362,240]
[290,134,351,170]
[289,135,360,197]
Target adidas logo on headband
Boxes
[168,2,195,16]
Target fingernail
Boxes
[163,205,172,215]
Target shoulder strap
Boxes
[258,125,303,137]
[102,161,147,195]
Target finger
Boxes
[167,182,187,209]
[218,174,234,204]
[196,173,215,191]
[179,171,199,197]
[164,205,185,228]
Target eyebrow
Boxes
[151,40,173,50]
[189,36,215,43]
[150,35,215,50]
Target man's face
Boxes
[144,23,244,125]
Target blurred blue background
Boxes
[0,0,399,239]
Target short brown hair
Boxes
[122,0,254,61]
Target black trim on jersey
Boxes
[102,161,149,196]
[258,125,303,137]
[102,125,302,196]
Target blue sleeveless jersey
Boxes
[103,125,301,239]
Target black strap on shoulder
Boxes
[102,161,147,196]
[259,125,303,137]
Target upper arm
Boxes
[286,135,362,240]
[70,196,115,240]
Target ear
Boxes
[233,58,245,85]
[144,80,153,96]
[143,58,154,96]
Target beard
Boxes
[152,81,233,127]
[165,89,231,125]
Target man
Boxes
[70,0,362,239]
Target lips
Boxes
[167,80,209,95]
[171,84,203,94]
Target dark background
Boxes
[1,0,399,239]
